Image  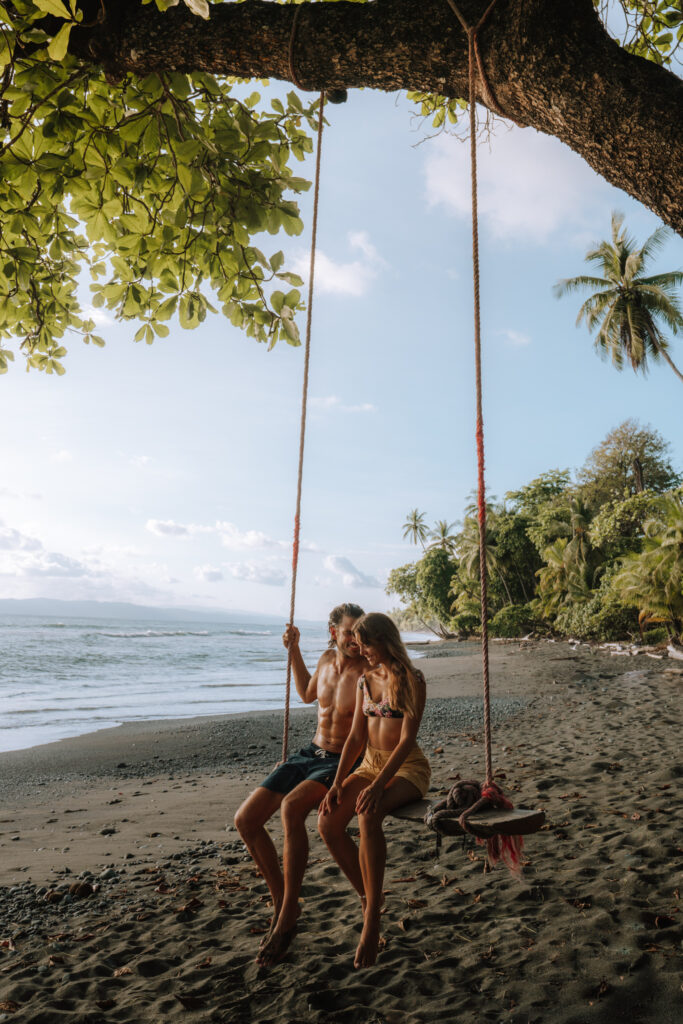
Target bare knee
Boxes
[280,794,310,831]
[234,801,254,840]
[234,790,279,840]
[318,809,345,844]
[358,810,385,837]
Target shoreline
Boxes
[1,640,682,1023]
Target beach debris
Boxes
[667,644,683,660]
[113,965,133,977]
[0,1001,20,1013]
[176,896,204,914]
[0,938,15,951]
[68,882,94,900]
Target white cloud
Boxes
[21,551,92,578]
[0,525,95,579]
[227,562,287,587]
[195,565,224,583]
[82,304,114,326]
[146,519,192,537]
[292,230,386,297]
[130,455,152,468]
[499,329,531,347]
[216,521,284,550]
[323,555,381,589]
[0,486,42,501]
[0,524,43,552]
[310,395,377,414]
[424,127,615,244]
[145,517,318,555]
[52,449,73,463]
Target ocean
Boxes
[0,613,429,754]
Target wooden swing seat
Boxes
[391,800,545,839]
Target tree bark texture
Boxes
[70,0,683,234]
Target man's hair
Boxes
[328,603,365,647]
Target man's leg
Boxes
[257,779,326,967]
[234,787,285,927]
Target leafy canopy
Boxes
[0,0,681,375]
[0,0,322,374]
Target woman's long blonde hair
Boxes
[353,612,425,719]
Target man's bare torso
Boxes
[313,649,365,752]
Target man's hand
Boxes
[282,623,300,650]
[319,782,342,815]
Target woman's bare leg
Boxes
[318,775,368,901]
[355,778,422,969]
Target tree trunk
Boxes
[657,346,683,384]
[69,0,683,234]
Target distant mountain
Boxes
[0,598,288,625]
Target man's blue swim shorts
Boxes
[260,742,347,794]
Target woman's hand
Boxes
[319,782,341,816]
[355,780,384,815]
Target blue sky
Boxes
[0,88,681,620]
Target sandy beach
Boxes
[1,640,681,1023]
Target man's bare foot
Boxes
[354,917,381,969]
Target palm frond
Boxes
[553,275,610,299]
[637,224,671,264]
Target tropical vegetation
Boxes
[555,213,683,383]
[387,420,683,644]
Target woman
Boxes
[318,612,430,968]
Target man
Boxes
[234,602,366,967]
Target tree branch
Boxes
[66,0,683,233]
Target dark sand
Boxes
[1,640,681,1023]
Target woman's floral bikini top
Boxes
[359,674,404,719]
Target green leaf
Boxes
[276,272,304,287]
[47,22,73,61]
[34,0,71,18]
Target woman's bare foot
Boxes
[258,906,280,951]
[256,906,301,968]
[354,915,381,969]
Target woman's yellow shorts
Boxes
[354,743,431,798]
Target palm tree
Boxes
[555,212,683,383]
[457,512,513,604]
[402,508,429,549]
[429,519,457,555]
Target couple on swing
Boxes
[234,604,430,970]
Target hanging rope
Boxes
[282,90,326,762]
[444,0,508,787]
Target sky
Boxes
[0,86,681,621]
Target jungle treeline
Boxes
[388,420,683,645]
